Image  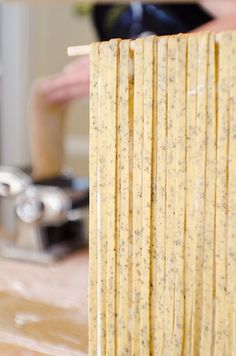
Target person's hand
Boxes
[40,55,90,105]
[195,2,236,32]
[194,13,236,33]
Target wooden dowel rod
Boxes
[67,41,135,57]
[67,33,228,57]
[67,45,91,57]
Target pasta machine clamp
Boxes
[0,166,88,263]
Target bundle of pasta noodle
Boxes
[89,31,236,355]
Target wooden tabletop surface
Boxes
[0,249,89,355]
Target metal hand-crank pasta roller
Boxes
[0,166,88,264]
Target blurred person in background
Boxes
[40,2,236,106]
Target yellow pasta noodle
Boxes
[89,31,236,356]
[106,39,120,356]
[200,32,216,356]
[184,33,198,356]
[214,32,230,356]
[191,32,208,356]
[164,35,177,355]
[152,36,167,355]
[89,42,99,356]
[97,42,108,355]
[172,34,187,355]
[131,37,144,356]
[139,36,154,355]
[226,31,236,356]
[117,39,131,355]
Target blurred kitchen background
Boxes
[0,3,96,175]
[0,3,96,251]
[0,4,94,354]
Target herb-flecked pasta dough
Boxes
[89,42,99,356]
[184,33,198,356]
[164,35,177,356]
[132,38,144,356]
[117,39,131,355]
[215,32,230,356]
[152,36,167,356]
[227,31,236,355]
[200,32,216,356]
[191,32,208,355]
[89,31,236,355]
[97,42,108,355]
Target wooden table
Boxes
[0,249,89,355]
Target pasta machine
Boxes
[0,166,89,263]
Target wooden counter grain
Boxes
[0,250,89,355]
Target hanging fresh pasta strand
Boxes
[128,43,134,352]
[225,31,236,355]
[131,37,144,356]
[117,39,132,355]
[106,38,120,356]
[115,42,122,354]
[163,35,178,355]
[200,32,216,356]
[214,32,230,356]
[152,36,167,355]
[172,33,187,355]
[233,299,236,353]
[89,42,100,356]
[140,35,154,355]
[150,36,158,353]
[97,42,109,355]
[184,33,198,356]
[191,32,208,356]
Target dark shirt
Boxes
[93,4,214,41]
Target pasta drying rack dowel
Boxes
[67,42,135,57]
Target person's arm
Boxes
[201,1,236,18]
[40,55,90,105]
[193,13,236,32]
